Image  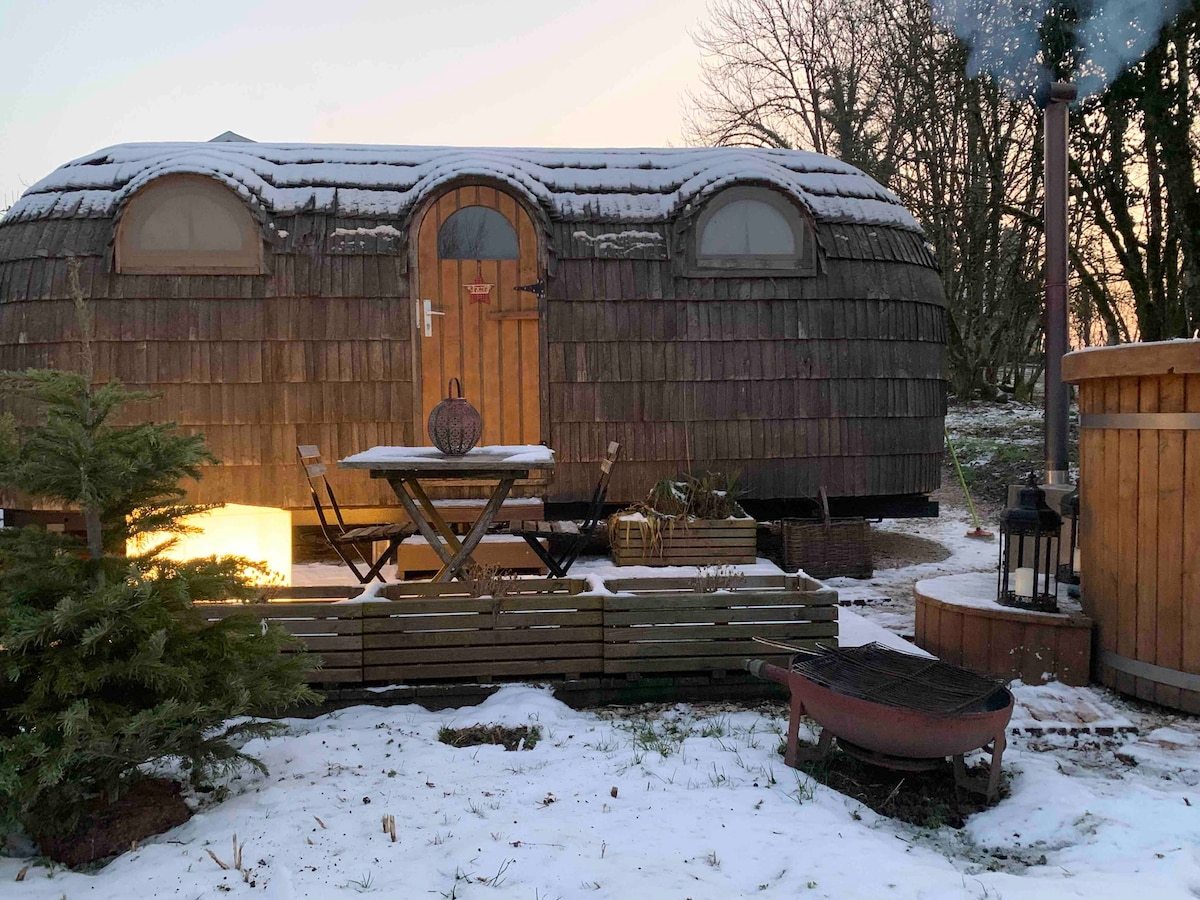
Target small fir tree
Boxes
[0,362,319,842]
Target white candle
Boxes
[1014,567,1035,598]
[1073,547,1082,574]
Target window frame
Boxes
[114,174,264,275]
[687,185,816,276]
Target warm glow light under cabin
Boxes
[129,504,292,584]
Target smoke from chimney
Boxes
[930,0,1188,100]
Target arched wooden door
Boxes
[414,185,542,446]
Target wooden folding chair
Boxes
[297,445,416,583]
[511,442,621,578]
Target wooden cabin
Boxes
[0,140,945,525]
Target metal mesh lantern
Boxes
[427,377,482,456]
[1057,486,1080,591]
[997,473,1064,613]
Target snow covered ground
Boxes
[4,676,1199,899]
[5,506,1200,896]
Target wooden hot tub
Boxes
[1063,340,1200,712]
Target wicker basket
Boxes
[782,490,873,579]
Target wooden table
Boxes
[338,445,554,583]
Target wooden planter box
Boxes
[368,578,598,682]
[601,574,838,674]
[196,598,367,684]
[196,576,840,684]
[610,516,757,566]
[197,579,596,685]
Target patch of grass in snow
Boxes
[584,734,619,753]
[945,399,1079,506]
[342,871,375,892]
[790,771,817,804]
[618,716,693,758]
[438,723,541,751]
[439,866,473,899]
[478,857,515,887]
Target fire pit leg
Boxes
[784,692,806,768]
[985,729,1006,800]
[952,729,1007,801]
[784,690,833,768]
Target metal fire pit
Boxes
[747,642,1014,799]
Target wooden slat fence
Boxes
[192,575,838,684]
[364,579,602,681]
[602,575,838,674]
[197,599,364,684]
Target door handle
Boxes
[419,299,445,337]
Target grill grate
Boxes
[791,643,1009,716]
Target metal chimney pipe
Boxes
[1042,81,1076,485]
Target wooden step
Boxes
[393,534,548,578]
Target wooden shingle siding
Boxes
[0,232,418,509]
[819,224,938,268]
[542,246,944,502]
[0,165,944,511]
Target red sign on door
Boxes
[464,277,493,304]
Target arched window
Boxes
[693,186,812,272]
[438,206,519,259]
[115,174,262,274]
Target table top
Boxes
[338,444,555,475]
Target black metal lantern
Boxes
[997,473,1064,613]
[1057,486,1080,592]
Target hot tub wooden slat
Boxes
[1157,374,1186,709]
[1136,376,1160,703]
[1115,376,1139,698]
[1104,376,1123,696]
[1184,375,1200,713]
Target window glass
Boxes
[438,206,519,259]
[116,175,261,274]
[137,191,247,252]
[699,199,795,256]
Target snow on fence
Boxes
[192,575,837,685]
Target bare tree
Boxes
[687,0,1049,398]
[1071,8,1200,343]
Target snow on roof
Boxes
[2,142,922,233]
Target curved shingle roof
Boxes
[2,142,922,233]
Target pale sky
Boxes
[0,0,708,209]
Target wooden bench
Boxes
[374,499,547,575]
[393,534,549,579]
